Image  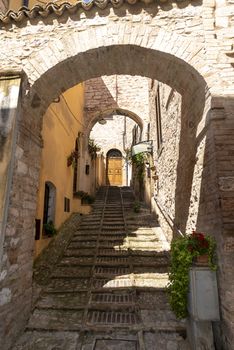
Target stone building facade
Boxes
[0,0,233,349]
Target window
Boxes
[64,197,70,212]
[35,219,41,240]
[43,181,56,225]
[73,138,79,193]
[147,123,150,141]
[155,85,163,151]
[22,0,29,6]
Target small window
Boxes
[64,197,70,212]
[73,138,79,193]
[22,0,29,6]
[35,219,41,240]
[155,85,163,151]
[147,123,150,141]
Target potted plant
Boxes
[74,191,95,204]
[43,220,57,237]
[67,150,79,167]
[167,231,216,319]
[133,201,141,213]
[88,139,101,160]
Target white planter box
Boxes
[188,267,220,321]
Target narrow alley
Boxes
[13,187,189,350]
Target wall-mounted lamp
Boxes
[52,96,60,103]
[98,118,107,125]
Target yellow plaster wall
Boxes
[35,83,85,257]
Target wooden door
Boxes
[107,157,122,185]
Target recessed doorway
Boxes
[106,149,123,186]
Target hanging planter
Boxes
[67,150,79,167]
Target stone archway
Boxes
[0,9,233,347]
[0,42,209,350]
[86,108,144,139]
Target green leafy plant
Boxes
[167,231,216,319]
[74,191,95,204]
[67,150,79,167]
[133,201,141,213]
[132,152,146,181]
[88,139,101,160]
[43,221,57,237]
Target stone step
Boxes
[132,266,168,274]
[92,277,133,290]
[136,290,170,309]
[13,329,189,350]
[51,266,92,278]
[68,241,97,248]
[104,213,123,216]
[78,226,101,231]
[71,235,98,242]
[102,221,125,225]
[99,231,126,236]
[98,234,126,240]
[131,255,169,266]
[64,248,96,256]
[36,292,88,309]
[73,231,99,236]
[27,309,84,331]
[102,227,125,232]
[45,278,90,292]
[97,248,128,256]
[98,241,125,248]
[86,309,139,326]
[128,242,164,249]
[94,266,130,276]
[58,256,94,266]
[90,291,135,306]
[96,256,129,265]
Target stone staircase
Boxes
[13,186,190,350]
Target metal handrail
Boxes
[154,196,184,237]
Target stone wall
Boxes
[149,79,234,348]
[0,93,43,350]
[148,81,182,240]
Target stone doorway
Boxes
[106,149,122,186]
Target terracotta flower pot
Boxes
[194,254,209,266]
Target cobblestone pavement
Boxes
[13,187,190,350]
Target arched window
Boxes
[43,181,56,225]
[106,149,122,158]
